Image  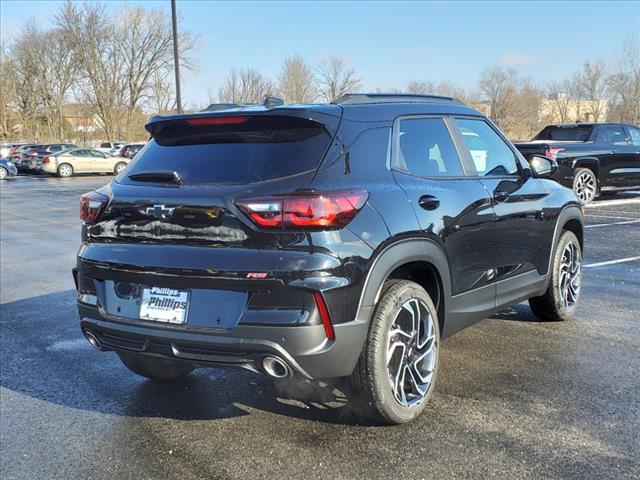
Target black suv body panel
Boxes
[76,100,583,379]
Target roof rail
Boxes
[333,93,464,105]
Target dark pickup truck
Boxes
[514,123,640,204]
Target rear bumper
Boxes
[79,305,368,379]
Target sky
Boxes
[1,0,639,107]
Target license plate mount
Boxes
[139,287,190,324]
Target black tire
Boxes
[57,163,73,178]
[349,280,440,424]
[0,166,7,179]
[114,162,127,175]
[573,167,597,205]
[117,352,194,381]
[529,231,582,321]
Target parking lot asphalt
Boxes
[1,175,639,480]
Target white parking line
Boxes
[585,213,637,220]
[585,219,640,228]
[585,198,640,208]
[584,256,640,268]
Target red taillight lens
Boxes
[80,191,109,222]
[313,292,335,341]
[546,147,565,160]
[184,116,249,126]
[236,190,368,229]
[42,156,49,164]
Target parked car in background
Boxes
[514,123,640,204]
[11,144,39,163]
[16,144,77,173]
[0,159,18,179]
[1,143,28,159]
[109,145,125,156]
[119,143,145,159]
[96,142,125,154]
[42,148,130,177]
[75,94,584,425]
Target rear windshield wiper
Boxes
[128,170,182,185]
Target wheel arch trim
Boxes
[542,205,584,291]
[355,238,451,325]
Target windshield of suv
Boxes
[121,115,334,185]
[533,126,593,141]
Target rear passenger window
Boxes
[455,119,520,177]
[396,118,464,177]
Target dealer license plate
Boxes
[139,287,189,324]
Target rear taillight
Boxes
[80,191,109,222]
[235,190,368,229]
[42,156,49,164]
[546,147,565,160]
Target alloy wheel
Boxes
[386,298,437,407]
[59,165,72,177]
[559,241,581,310]
[0,167,7,179]
[574,171,596,204]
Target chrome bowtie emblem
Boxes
[145,204,175,220]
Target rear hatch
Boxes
[83,108,342,274]
[78,108,342,329]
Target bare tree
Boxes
[478,66,519,129]
[513,78,544,140]
[607,36,640,123]
[56,1,195,140]
[572,60,608,122]
[278,54,316,103]
[407,80,468,101]
[0,46,18,138]
[316,56,361,102]
[217,68,276,104]
[545,80,574,123]
[148,70,176,114]
[407,80,435,94]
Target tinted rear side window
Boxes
[121,115,334,185]
[534,126,593,141]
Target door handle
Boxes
[418,195,440,210]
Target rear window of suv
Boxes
[533,126,593,141]
[120,115,334,185]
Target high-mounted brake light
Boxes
[313,292,335,341]
[235,190,368,229]
[546,147,565,160]
[184,116,249,127]
[80,191,109,223]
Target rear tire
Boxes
[349,280,440,424]
[529,231,582,321]
[117,352,194,381]
[0,167,7,179]
[58,163,73,178]
[573,168,597,205]
[114,162,127,174]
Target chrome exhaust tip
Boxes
[83,329,103,351]
[262,356,289,378]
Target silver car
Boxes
[41,148,130,178]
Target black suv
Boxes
[75,94,584,424]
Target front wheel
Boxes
[0,167,7,179]
[573,168,597,205]
[529,230,582,321]
[117,352,194,381]
[350,280,440,424]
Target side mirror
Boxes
[529,155,558,178]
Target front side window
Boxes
[455,119,520,177]
[594,126,629,145]
[628,126,640,146]
[396,118,464,177]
